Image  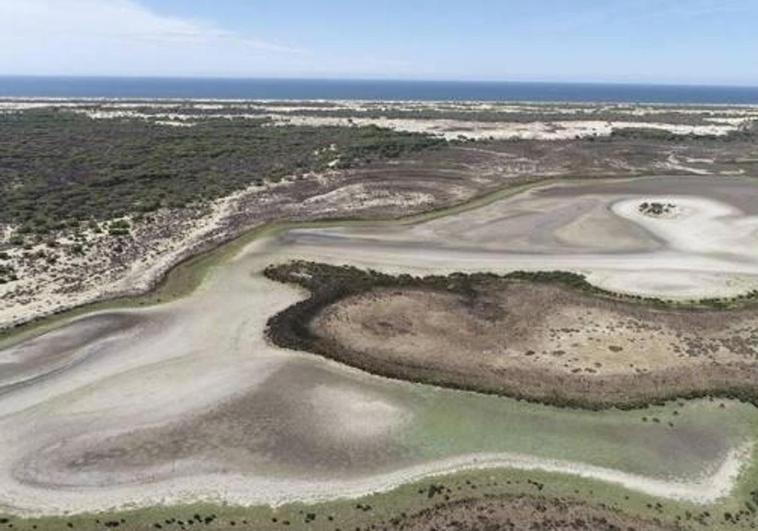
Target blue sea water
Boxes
[1,76,758,104]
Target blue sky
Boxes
[1,0,757,85]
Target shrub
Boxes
[0,111,444,231]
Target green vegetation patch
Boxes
[0,110,444,233]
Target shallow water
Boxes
[0,175,756,515]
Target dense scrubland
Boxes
[0,111,443,236]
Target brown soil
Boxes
[384,495,674,530]
[266,262,758,409]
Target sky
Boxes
[1,0,757,85]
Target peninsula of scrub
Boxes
[265,261,758,409]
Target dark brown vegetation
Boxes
[0,262,16,284]
[639,201,676,216]
[265,261,758,409]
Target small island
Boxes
[638,201,678,217]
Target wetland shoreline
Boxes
[6,171,757,349]
[3,173,758,529]
[0,176,568,348]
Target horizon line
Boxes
[2,74,758,90]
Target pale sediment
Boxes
[1,175,757,517]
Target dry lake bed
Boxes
[2,174,758,529]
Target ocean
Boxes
[1,76,758,104]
